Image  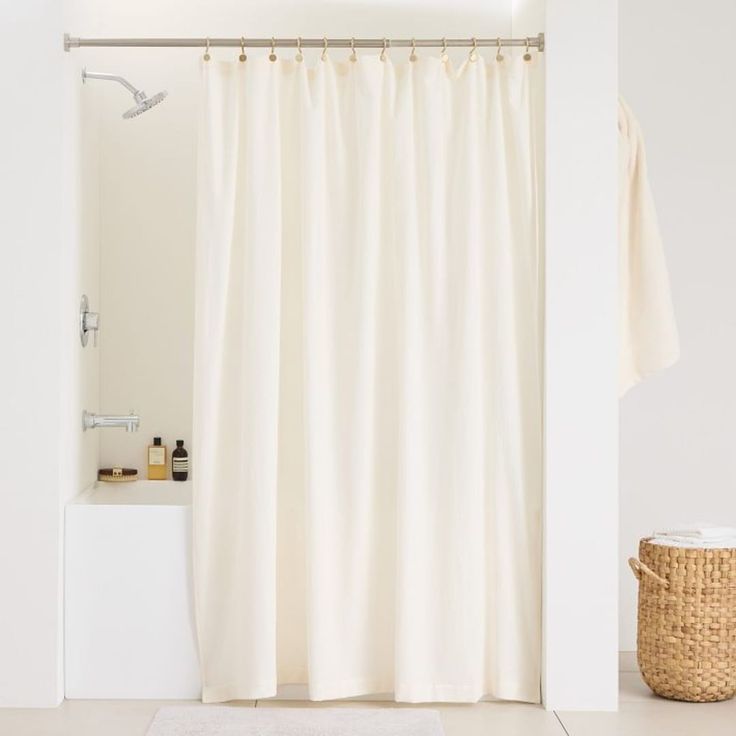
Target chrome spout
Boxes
[82,410,140,432]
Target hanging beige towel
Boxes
[619,99,680,395]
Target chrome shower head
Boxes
[123,90,168,119]
[82,68,168,119]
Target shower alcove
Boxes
[14,0,618,712]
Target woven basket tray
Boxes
[98,467,138,482]
[629,538,736,702]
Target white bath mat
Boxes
[146,706,445,736]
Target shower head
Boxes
[123,90,168,119]
[82,68,168,119]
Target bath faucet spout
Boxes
[82,410,140,432]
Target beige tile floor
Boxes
[2,664,735,736]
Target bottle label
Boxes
[173,458,189,472]
[149,447,166,465]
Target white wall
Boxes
[618,0,736,651]
[68,0,515,473]
[61,36,102,509]
[0,0,99,708]
[543,0,618,710]
[1,0,62,708]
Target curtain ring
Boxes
[495,37,504,62]
[523,36,532,61]
[409,38,417,63]
[440,37,448,64]
[269,37,277,62]
[380,37,388,62]
[239,36,247,62]
[349,37,357,63]
[469,36,478,62]
[321,36,329,62]
[203,37,211,62]
[295,36,304,63]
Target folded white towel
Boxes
[651,536,736,549]
[654,525,736,540]
[651,525,736,548]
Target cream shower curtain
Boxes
[193,52,542,704]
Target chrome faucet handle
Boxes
[86,311,100,347]
[80,295,100,348]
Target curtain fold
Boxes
[193,53,542,704]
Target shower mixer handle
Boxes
[80,294,100,347]
[84,311,99,347]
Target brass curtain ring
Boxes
[440,37,448,64]
[380,37,388,62]
[239,36,246,62]
[469,37,478,62]
[495,37,504,62]
[203,37,211,62]
[295,37,303,63]
[269,37,277,62]
[350,37,357,62]
[409,38,417,63]
[321,36,329,62]
[524,36,532,61]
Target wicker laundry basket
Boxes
[629,538,736,702]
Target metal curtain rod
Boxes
[64,32,544,52]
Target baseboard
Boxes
[619,651,638,673]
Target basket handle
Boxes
[628,557,669,588]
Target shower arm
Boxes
[82,69,143,99]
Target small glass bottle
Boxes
[147,437,167,480]
[172,440,189,481]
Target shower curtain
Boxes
[193,52,542,704]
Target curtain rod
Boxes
[64,33,545,52]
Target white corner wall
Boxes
[0,0,66,707]
[0,0,100,708]
[60,50,102,509]
[618,0,736,651]
[543,0,619,711]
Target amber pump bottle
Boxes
[172,440,189,481]
[147,437,167,480]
